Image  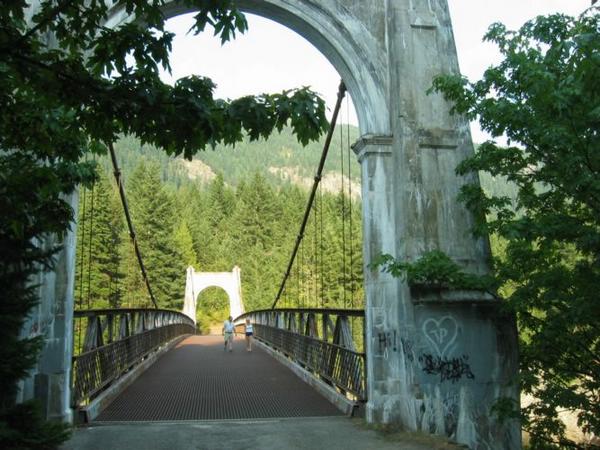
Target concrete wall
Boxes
[18,191,77,423]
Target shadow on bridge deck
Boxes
[95,335,342,421]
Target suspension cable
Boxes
[296,249,300,307]
[107,141,158,309]
[272,80,346,309]
[319,183,324,308]
[347,98,354,308]
[340,101,347,309]
[313,200,317,307]
[300,240,304,308]
[86,156,95,310]
[77,172,87,353]
[346,98,355,338]
[78,164,87,310]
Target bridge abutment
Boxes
[18,191,77,423]
[355,2,520,447]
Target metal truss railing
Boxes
[71,308,195,407]
[236,308,366,400]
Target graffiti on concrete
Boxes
[442,394,459,435]
[378,330,397,353]
[418,353,475,383]
[377,332,416,362]
[422,315,458,358]
[27,302,59,338]
[400,337,415,362]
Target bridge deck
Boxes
[96,335,342,421]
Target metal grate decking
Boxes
[95,335,342,421]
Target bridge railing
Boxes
[235,308,366,400]
[71,308,195,408]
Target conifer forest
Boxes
[74,126,364,332]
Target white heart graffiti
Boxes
[422,315,458,358]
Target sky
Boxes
[161,0,592,143]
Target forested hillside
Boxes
[75,128,513,332]
[76,127,363,332]
[96,125,361,190]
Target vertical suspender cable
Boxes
[78,170,87,309]
[313,201,317,307]
[340,100,347,309]
[77,177,87,354]
[347,99,354,309]
[107,142,158,309]
[295,249,299,308]
[86,159,95,310]
[346,98,355,338]
[272,81,347,309]
[300,241,304,308]
[319,184,324,308]
[125,247,132,308]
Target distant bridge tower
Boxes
[183,266,244,323]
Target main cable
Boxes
[340,98,347,308]
[108,141,158,309]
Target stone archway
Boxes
[29,2,519,447]
[182,266,244,323]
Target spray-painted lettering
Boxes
[418,353,475,383]
[377,330,397,353]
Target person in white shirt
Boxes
[222,316,235,352]
[244,318,254,352]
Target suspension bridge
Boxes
[20,2,521,449]
[62,83,385,448]
[69,82,366,421]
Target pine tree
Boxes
[174,220,197,268]
[119,228,145,308]
[126,162,185,309]
[74,170,123,309]
[201,174,237,271]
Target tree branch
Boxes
[18,0,78,44]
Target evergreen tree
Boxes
[200,174,237,271]
[2,1,328,446]
[118,226,145,308]
[207,173,236,229]
[174,220,197,268]
[232,174,278,249]
[74,170,123,309]
[127,162,185,309]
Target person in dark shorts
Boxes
[245,318,254,352]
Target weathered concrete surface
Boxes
[61,417,464,450]
[17,191,78,424]
[183,266,244,322]
[354,1,521,446]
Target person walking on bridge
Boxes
[245,318,253,352]
[222,316,235,352]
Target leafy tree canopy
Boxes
[0,1,328,447]
[427,9,599,448]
